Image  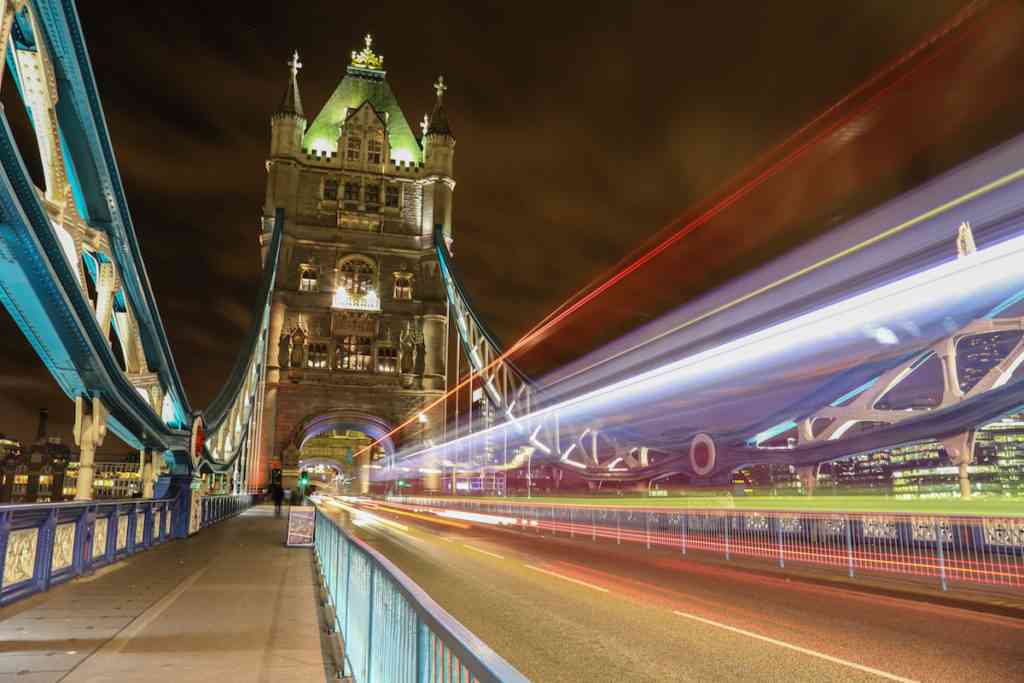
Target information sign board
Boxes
[286,506,315,547]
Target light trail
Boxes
[355,1,990,459]
[369,502,472,529]
[378,215,1024,484]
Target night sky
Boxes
[0,1,990,448]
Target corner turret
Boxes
[421,76,455,238]
[270,51,306,158]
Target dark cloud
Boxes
[0,0,995,446]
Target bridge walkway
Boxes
[0,506,327,683]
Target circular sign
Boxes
[190,414,206,466]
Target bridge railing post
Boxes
[845,515,855,578]
[777,515,785,568]
[681,512,687,555]
[934,518,948,592]
[416,615,429,683]
[724,512,731,561]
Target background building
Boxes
[739,412,1024,497]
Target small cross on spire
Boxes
[288,50,302,77]
[434,75,447,100]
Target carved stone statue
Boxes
[399,321,415,374]
[277,333,291,369]
[289,330,306,368]
[413,323,426,376]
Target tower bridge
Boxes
[0,2,1022,680]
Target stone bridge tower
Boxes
[256,37,453,492]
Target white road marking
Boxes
[462,543,505,560]
[671,610,918,682]
[524,564,609,593]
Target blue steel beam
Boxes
[28,0,191,424]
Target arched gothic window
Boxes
[334,257,380,311]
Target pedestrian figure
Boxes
[272,483,284,517]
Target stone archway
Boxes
[285,410,396,494]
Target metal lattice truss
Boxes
[203,327,266,468]
[0,1,280,476]
[435,226,534,428]
[0,0,190,453]
[792,315,1024,461]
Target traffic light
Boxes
[299,470,309,491]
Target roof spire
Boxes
[425,74,453,137]
[278,49,304,117]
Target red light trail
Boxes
[357,0,993,459]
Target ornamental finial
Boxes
[288,50,302,77]
[420,113,430,137]
[351,33,384,70]
[434,75,447,99]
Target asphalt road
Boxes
[322,499,1024,683]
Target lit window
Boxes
[393,275,412,300]
[365,184,381,206]
[323,178,338,200]
[339,259,375,295]
[337,335,372,371]
[299,269,319,292]
[334,258,380,311]
[377,346,398,373]
[307,343,329,369]
[344,182,360,202]
[385,185,399,208]
[347,136,362,161]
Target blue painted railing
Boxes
[314,509,528,683]
[199,494,253,529]
[0,493,253,606]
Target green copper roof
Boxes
[303,67,422,164]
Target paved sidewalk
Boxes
[0,506,327,683]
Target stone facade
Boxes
[256,39,455,489]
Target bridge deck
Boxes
[0,506,327,683]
